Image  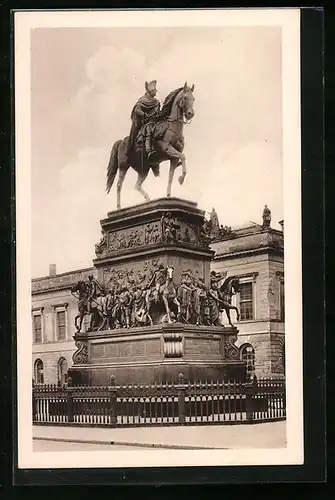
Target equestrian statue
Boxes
[106,80,195,209]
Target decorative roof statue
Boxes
[209,208,220,239]
[106,81,195,209]
[262,205,272,230]
[218,224,233,239]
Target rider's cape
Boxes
[131,95,160,123]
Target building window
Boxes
[239,282,254,320]
[279,279,285,321]
[56,311,66,340]
[33,315,42,343]
[53,304,68,341]
[240,344,255,378]
[34,359,44,384]
[32,307,44,343]
[58,357,68,385]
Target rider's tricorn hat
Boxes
[145,80,157,92]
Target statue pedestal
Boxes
[68,324,246,385]
[69,197,246,384]
[94,197,214,292]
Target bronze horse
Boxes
[219,277,241,327]
[106,82,195,209]
[70,281,108,332]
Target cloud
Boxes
[32,28,284,276]
[198,141,283,228]
[62,45,150,150]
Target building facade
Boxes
[210,222,285,379]
[32,216,284,383]
[32,267,95,385]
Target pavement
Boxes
[33,421,286,450]
[33,440,141,452]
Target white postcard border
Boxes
[15,8,303,470]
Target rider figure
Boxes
[148,263,166,303]
[127,80,160,161]
[86,274,104,314]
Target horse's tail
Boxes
[106,139,122,194]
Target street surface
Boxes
[33,440,140,451]
[33,420,286,451]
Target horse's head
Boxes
[178,82,195,121]
[229,279,240,295]
[166,265,174,280]
[71,280,87,296]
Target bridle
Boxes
[167,90,194,125]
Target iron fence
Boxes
[32,374,286,427]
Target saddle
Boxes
[136,121,168,143]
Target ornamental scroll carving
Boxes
[224,334,240,360]
[72,340,88,364]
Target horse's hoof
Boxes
[178,175,185,185]
[166,193,171,197]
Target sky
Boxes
[31,26,283,278]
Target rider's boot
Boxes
[145,135,155,162]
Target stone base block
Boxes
[68,360,245,385]
[69,324,246,385]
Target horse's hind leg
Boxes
[135,167,150,202]
[117,165,129,209]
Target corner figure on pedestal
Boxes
[71,276,108,333]
[262,205,272,230]
[161,212,180,244]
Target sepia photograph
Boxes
[15,8,303,471]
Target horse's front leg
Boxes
[98,310,107,331]
[225,308,234,328]
[167,158,178,197]
[79,313,85,332]
[173,297,181,321]
[88,311,94,331]
[162,295,171,323]
[161,143,186,196]
[74,314,80,332]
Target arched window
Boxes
[34,359,44,384]
[240,344,255,379]
[58,357,68,385]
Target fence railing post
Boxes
[177,373,186,425]
[109,375,118,427]
[66,376,74,423]
[245,377,256,423]
[32,380,36,422]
